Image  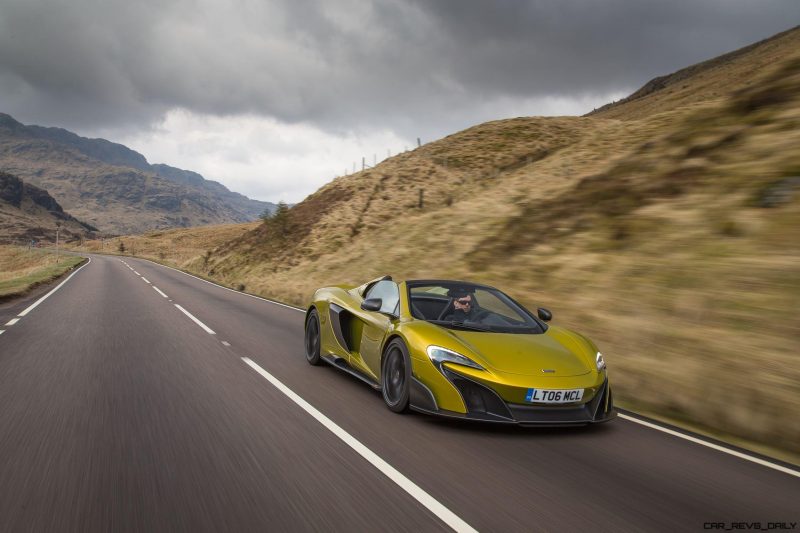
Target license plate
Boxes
[525,388,584,404]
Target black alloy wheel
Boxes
[381,339,410,413]
[305,309,322,366]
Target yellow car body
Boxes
[304,276,615,426]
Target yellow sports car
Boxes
[304,276,615,426]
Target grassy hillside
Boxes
[91,27,800,458]
[0,246,85,299]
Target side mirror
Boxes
[537,307,552,321]
[361,298,382,312]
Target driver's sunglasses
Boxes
[456,297,472,306]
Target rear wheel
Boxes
[304,309,322,366]
[381,339,410,413]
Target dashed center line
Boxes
[142,277,151,284]
[152,286,168,298]
[174,304,216,335]
[242,357,476,533]
[0,330,5,335]
[221,341,231,347]
[133,271,141,276]
[121,254,796,481]
[5,318,20,326]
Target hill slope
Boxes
[89,26,800,457]
[587,24,800,119]
[0,171,94,244]
[0,113,276,234]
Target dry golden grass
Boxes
[74,222,259,272]
[590,25,800,120]
[95,29,800,459]
[0,245,85,298]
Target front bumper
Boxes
[410,368,616,426]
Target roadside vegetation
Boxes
[78,29,800,461]
[72,222,258,274]
[0,245,85,299]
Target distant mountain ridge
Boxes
[0,113,276,234]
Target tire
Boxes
[304,309,323,366]
[381,338,411,413]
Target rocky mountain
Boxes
[0,171,95,244]
[0,113,276,234]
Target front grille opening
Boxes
[444,369,512,419]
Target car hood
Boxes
[443,326,594,377]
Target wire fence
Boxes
[336,137,423,180]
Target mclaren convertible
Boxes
[304,276,615,426]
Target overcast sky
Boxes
[1,1,798,203]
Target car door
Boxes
[352,280,400,380]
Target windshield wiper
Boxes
[434,320,491,332]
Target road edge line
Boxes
[618,413,800,478]
[18,258,92,317]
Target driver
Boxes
[444,288,479,322]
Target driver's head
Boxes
[449,288,474,312]
[454,294,472,311]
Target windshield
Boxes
[407,281,545,334]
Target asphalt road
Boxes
[0,254,797,532]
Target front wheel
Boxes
[304,309,322,366]
[381,339,410,413]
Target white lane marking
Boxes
[18,258,92,317]
[5,318,20,326]
[174,304,216,335]
[221,341,231,347]
[0,330,4,335]
[133,271,141,276]
[111,256,796,474]
[152,286,168,298]
[241,357,477,533]
[134,257,304,313]
[618,414,800,478]
[141,277,151,284]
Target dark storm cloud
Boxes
[0,0,798,137]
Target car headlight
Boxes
[426,345,485,372]
[596,351,606,371]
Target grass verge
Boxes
[0,246,86,300]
